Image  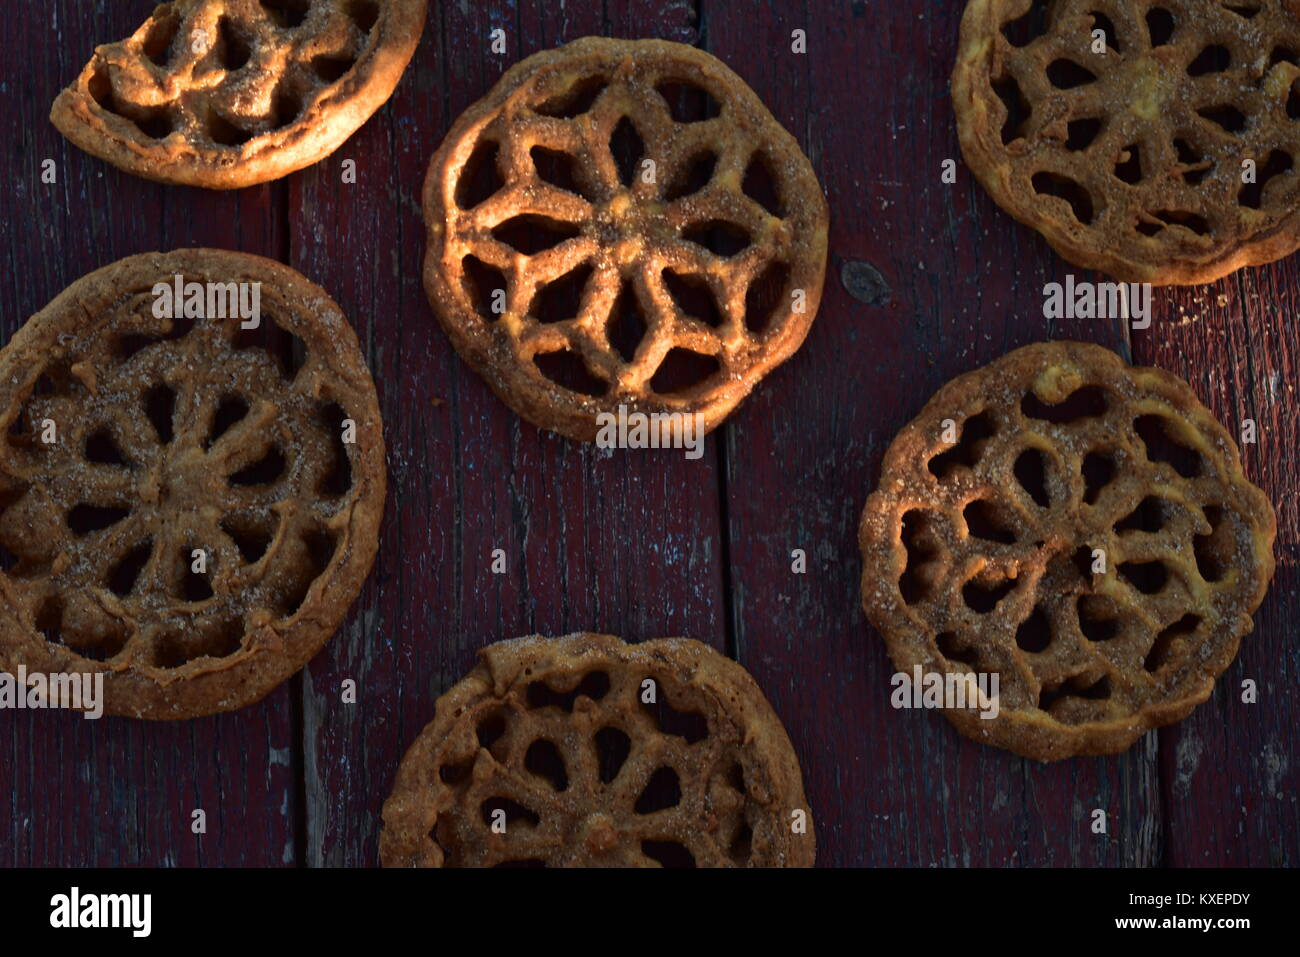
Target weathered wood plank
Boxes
[706,0,1159,866]
[294,0,720,867]
[1136,269,1300,866]
[1,1,298,866]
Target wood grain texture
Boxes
[1136,268,1300,866]
[291,0,724,867]
[706,0,1157,867]
[0,1,297,867]
[2,0,1295,869]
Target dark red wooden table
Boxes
[2,0,1296,868]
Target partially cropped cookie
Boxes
[0,250,386,718]
[51,0,426,188]
[381,633,815,867]
[859,342,1275,760]
[422,37,829,441]
[954,0,1300,284]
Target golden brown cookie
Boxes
[859,342,1275,761]
[954,0,1300,284]
[380,633,815,867]
[0,250,386,719]
[51,0,426,189]
[422,37,829,442]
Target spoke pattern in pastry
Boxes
[422,37,829,441]
[50,0,427,188]
[859,342,1276,760]
[954,0,1300,283]
[0,250,386,719]
[380,633,815,867]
